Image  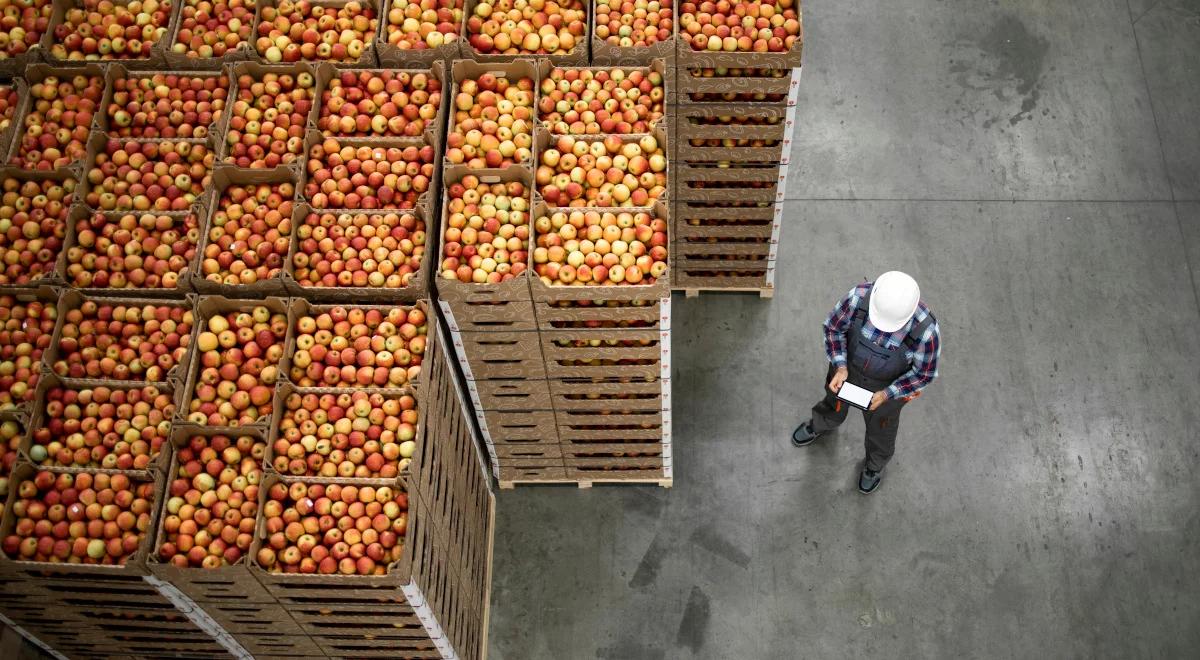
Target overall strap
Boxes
[905,310,935,347]
[852,285,871,323]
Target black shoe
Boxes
[858,468,881,494]
[791,420,823,447]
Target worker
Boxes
[792,271,942,494]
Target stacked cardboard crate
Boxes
[670,4,803,296]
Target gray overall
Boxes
[811,288,935,472]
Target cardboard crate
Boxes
[532,124,670,208]
[469,377,553,411]
[147,425,277,604]
[42,290,192,389]
[78,130,217,215]
[193,601,306,637]
[493,442,561,459]
[4,63,106,174]
[674,163,786,203]
[286,203,434,302]
[0,171,74,288]
[19,373,178,477]
[452,329,545,380]
[435,165,536,332]
[95,64,228,139]
[162,0,258,70]
[40,0,173,68]
[300,128,440,213]
[214,61,320,172]
[0,287,60,421]
[535,58,670,129]
[460,0,588,66]
[590,8,674,67]
[0,81,24,159]
[673,201,778,241]
[280,297,432,391]
[312,61,448,149]
[564,455,668,481]
[533,295,669,332]
[674,236,771,260]
[447,58,538,171]
[496,459,566,484]
[252,0,380,68]
[476,409,557,443]
[374,0,464,69]
[0,4,49,78]
[541,328,664,380]
[549,377,662,411]
[56,204,202,295]
[559,441,666,459]
[673,7,803,70]
[674,66,797,103]
[673,102,794,163]
[175,295,292,434]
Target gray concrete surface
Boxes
[488,1,1200,658]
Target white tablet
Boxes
[837,381,873,410]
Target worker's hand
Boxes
[827,366,849,393]
[869,391,888,411]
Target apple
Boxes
[29,385,175,470]
[52,302,193,383]
[0,85,18,136]
[466,0,586,55]
[304,140,435,210]
[439,175,530,284]
[65,210,200,290]
[538,66,665,135]
[12,73,104,170]
[318,70,441,138]
[679,0,800,53]
[255,0,376,63]
[274,389,418,479]
[187,306,287,426]
[0,175,75,285]
[1,470,155,565]
[84,139,214,212]
[292,210,426,290]
[200,181,295,287]
[288,305,427,388]
[256,481,409,575]
[0,0,52,58]
[172,0,256,58]
[224,70,315,169]
[106,73,227,140]
[383,0,462,51]
[535,134,667,207]
[0,297,55,411]
[158,433,263,568]
[446,71,534,168]
[594,0,672,48]
[533,208,667,285]
[49,0,171,61]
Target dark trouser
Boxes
[811,364,907,472]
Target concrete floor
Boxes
[488,0,1200,658]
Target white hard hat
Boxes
[868,271,920,333]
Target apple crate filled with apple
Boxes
[675,0,803,69]
[591,0,675,66]
[0,169,77,289]
[446,58,536,170]
[671,199,778,291]
[254,0,380,66]
[376,0,465,68]
[0,0,53,76]
[216,61,317,171]
[5,63,106,172]
[672,101,791,162]
[80,132,216,213]
[312,62,446,144]
[164,0,259,68]
[302,130,440,210]
[96,65,228,140]
[0,82,22,154]
[58,204,203,294]
[0,288,58,419]
[536,60,669,133]
[462,0,589,65]
[534,127,669,208]
[41,0,175,66]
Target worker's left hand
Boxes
[869,391,888,411]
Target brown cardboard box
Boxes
[478,409,558,442]
[0,286,61,421]
[673,8,803,69]
[533,296,668,331]
[93,64,228,139]
[78,130,217,215]
[162,0,258,70]
[447,58,539,172]
[559,441,665,459]
[214,60,320,171]
[40,0,172,68]
[4,62,107,175]
[493,442,562,459]
[375,0,464,69]
[534,57,671,122]
[0,31,46,78]
[454,329,545,380]
[532,122,670,208]
[311,60,449,153]
[0,80,22,160]
[564,456,667,481]
[299,126,441,211]
[460,0,589,66]
[590,12,674,68]
[497,460,567,484]
[251,0,381,68]
[471,377,554,411]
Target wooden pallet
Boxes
[498,477,673,490]
[680,286,774,299]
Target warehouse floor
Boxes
[488,0,1200,658]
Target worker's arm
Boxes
[885,316,941,400]
[824,284,867,367]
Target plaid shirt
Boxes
[824,282,941,400]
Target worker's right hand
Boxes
[828,366,849,393]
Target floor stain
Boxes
[675,586,711,653]
[629,533,669,589]
[595,640,666,660]
[948,14,1050,128]
[689,527,752,568]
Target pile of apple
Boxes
[84,139,214,212]
[319,70,441,138]
[1,470,156,565]
[446,72,534,168]
[172,0,256,59]
[225,70,314,169]
[106,73,227,140]
[539,67,665,135]
[0,85,17,136]
[188,306,287,426]
[273,390,417,479]
[256,0,377,62]
[439,176,530,284]
[383,0,462,51]
[12,73,104,171]
[533,209,667,286]
[0,0,51,58]
[157,433,264,568]
[28,385,175,470]
[292,210,426,290]
[52,301,194,383]
[50,0,171,61]
[65,210,200,290]
[679,0,800,52]
[305,140,435,210]
[1,419,20,473]
[466,0,586,55]
[255,481,408,575]
[536,134,666,207]
[687,138,780,148]
[594,0,672,47]
[200,181,295,287]
[289,305,427,388]
[0,296,55,411]
[0,175,74,286]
